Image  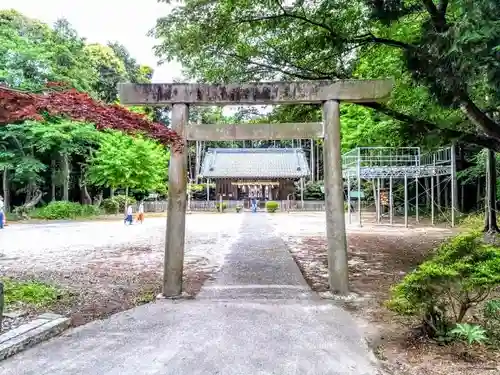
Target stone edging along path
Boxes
[0,313,70,361]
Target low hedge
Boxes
[266,201,279,213]
[215,202,227,212]
[31,201,102,220]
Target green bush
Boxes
[215,202,227,212]
[235,205,242,213]
[31,201,102,220]
[266,201,279,213]
[101,198,120,214]
[387,231,500,338]
[112,195,136,212]
[484,299,500,341]
[80,204,102,217]
[301,181,325,200]
[101,195,136,214]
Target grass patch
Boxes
[133,288,158,305]
[459,212,484,231]
[2,278,63,309]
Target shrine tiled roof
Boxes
[200,148,310,179]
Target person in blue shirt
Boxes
[250,195,257,213]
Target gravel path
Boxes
[0,214,244,273]
[0,213,245,327]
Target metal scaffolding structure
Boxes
[342,146,457,228]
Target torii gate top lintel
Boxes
[118,79,393,106]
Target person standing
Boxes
[137,201,145,224]
[124,204,133,225]
[0,196,4,229]
[251,196,257,213]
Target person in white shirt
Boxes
[124,204,133,225]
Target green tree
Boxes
[0,121,101,205]
[152,0,500,150]
[107,41,154,83]
[86,131,169,207]
[0,10,97,92]
[83,44,128,103]
[24,120,101,201]
[0,125,46,209]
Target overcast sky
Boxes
[2,0,183,82]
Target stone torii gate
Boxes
[119,80,393,296]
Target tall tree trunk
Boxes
[79,171,92,205]
[61,153,70,201]
[2,168,10,212]
[51,159,56,201]
[484,149,499,233]
[93,191,103,207]
[460,183,465,212]
[477,178,481,206]
[110,188,115,198]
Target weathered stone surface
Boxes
[118,80,394,106]
[186,122,323,141]
[2,310,28,319]
[0,313,70,361]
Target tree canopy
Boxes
[0,9,174,213]
[87,130,169,194]
[152,0,500,150]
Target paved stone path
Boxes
[0,213,381,375]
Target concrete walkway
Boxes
[0,213,381,375]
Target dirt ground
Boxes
[268,212,500,375]
[0,214,244,329]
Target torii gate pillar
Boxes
[119,80,393,296]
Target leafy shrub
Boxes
[112,195,136,212]
[31,201,101,220]
[301,181,324,200]
[80,204,102,217]
[266,201,279,213]
[188,183,215,200]
[101,195,136,214]
[450,323,488,345]
[101,198,120,214]
[215,202,227,212]
[387,232,500,338]
[484,299,500,340]
[235,205,242,213]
